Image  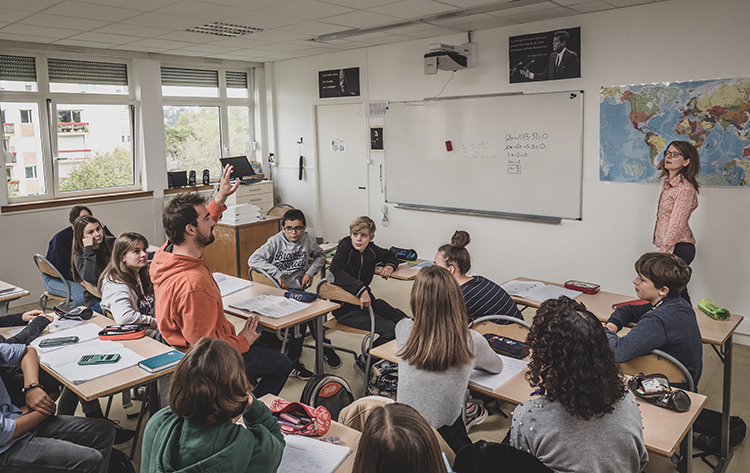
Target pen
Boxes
[530,389,542,396]
[442,452,453,473]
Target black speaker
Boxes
[188,170,196,187]
[202,169,210,185]
[167,170,187,189]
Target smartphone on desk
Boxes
[39,336,79,348]
[78,354,121,365]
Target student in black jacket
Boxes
[328,216,406,368]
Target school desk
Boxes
[369,332,707,462]
[324,257,430,281]
[504,276,743,472]
[0,279,30,317]
[260,394,360,473]
[222,279,340,374]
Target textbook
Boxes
[138,350,184,373]
[500,279,581,302]
[277,433,350,473]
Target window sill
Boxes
[1,190,154,213]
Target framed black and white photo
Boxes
[319,67,360,98]
[370,127,383,151]
[510,27,581,83]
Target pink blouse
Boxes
[653,174,698,253]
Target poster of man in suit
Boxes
[509,28,580,83]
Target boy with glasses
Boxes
[248,209,340,378]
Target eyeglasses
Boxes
[665,151,684,158]
[283,226,305,233]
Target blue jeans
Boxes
[0,415,115,473]
[42,274,86,307]
[242,341,293,398]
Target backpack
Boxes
[367,359,398,400]
[692,408,746,454]
[300,374,354,422]
[109,448,135,473]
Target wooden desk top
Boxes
[506,277,744,346]
[371,325,707,458]
[223,282,339,330]
[0,314,174,402]
[0,280,30,302]
[259,394,359,473]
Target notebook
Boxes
[138,350,184,373]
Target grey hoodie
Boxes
[247,231,325,289]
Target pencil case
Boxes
[564,280,600,294]
[270,399,331,436]
[284,289,318,303]
[98,324,149,341]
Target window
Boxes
[0,54,139,202]
[162,68,254,179]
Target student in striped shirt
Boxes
[434,231,523,324]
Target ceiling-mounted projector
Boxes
[424,42,478,75]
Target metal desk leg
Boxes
[157,374,171,410]
[1,302,8,317]
[715,334,733,472]
[314,315,325,374]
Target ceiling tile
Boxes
[208,37,274,48]
[565,1,614,13]
[430,15,517,30]
[77,0,182,11]
[368,0,456,19]
[227,10,302,30]
[322,10,402,28]
[207,0,293,9]
[0,32,64,43]
[19,13,109,31]
[604,0,652,6]
[247,29,309,42]
[125,38,196,49]
[426,12,495,27]
[176,44,245,54]
[400,26,457,39]
[253,42,311,52]
[122,13,201,29]
[275,21,346,36]
[92,23,173,38]
[264,0,354,20]
[321,0,400,8]
[0,0,62,12]
[53,38,119,49]
[505,6,577,22]
[437,0,517,6]
[489,1,558,17]
[43,1,142,22]
[153,30,217,43]
[0,24,78,39]
[1,9,35,23]
[65,32,139,44]
[110,44,166,53]
[153,1,248,21]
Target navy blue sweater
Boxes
[606,296,702,387]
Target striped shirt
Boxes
[653,174,698,253]
[461,276,523,323]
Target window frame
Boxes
[160,64,255,178]
[1,51,141,204]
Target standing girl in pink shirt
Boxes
[653,140,700,303]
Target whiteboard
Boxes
[384,91,583,221]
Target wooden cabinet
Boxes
[201,217,281,279]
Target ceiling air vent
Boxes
[186,22,263,38]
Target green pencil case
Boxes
[698,299,730,321]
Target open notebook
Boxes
[277,434,350,473]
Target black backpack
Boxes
[300,374,354,422]
[693,408,746,454]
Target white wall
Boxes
[271,0,750,342]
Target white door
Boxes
[316,102,368,243]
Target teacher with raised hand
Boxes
[653,140,700,304]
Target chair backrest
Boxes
[266,203,294,218]
[620,349,694,391]
[33,253,71,303]
[316,279,361,306]
[83,280,102,299]
[249,268,281,288]
[470,315,531,342]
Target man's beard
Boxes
[196,230,215,248]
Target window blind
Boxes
[161,67,219,88]
[47,58,128,85]
[0,55,37,82]
[226,71,248,89]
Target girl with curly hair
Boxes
[511,296,648,473]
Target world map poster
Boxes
[600,78,750,186]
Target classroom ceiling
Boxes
[0,0,665,63]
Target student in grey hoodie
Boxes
[248,208,340,379]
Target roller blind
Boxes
[0,55,37,82]
[47,58,128,85]
[226,71,248,89]
[161,67,219,88]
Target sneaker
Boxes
[112,420,136,445]
[291,360,313,381]
[325,348,342,369]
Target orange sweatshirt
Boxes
[150,200,249,353]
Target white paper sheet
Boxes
[500,279,581,302]
[277,434,350,473]
[229,294,309,319]
[30,323,103,353]
[469,354,529,392]
[213,272,252,297]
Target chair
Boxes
[33,254,71,311]
[620,349,695,472]
[316,279,376,395]
[266,203,294,218]
[83,280,102,299]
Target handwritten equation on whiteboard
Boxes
[504,131,548,175]
[461,141,496,160]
